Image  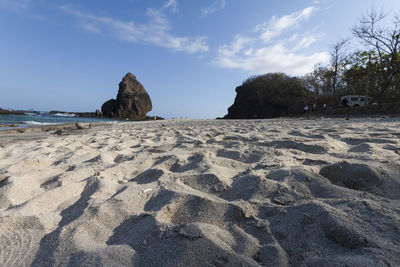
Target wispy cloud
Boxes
[61,1,209,54]
[0,0,45,19]
[214,6,329,76]
[201,0,226,17]
[0,0,30,12]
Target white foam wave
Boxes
[52,113,76,117]
[23,121,62,126]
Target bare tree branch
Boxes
[330,39,349,94]
[352,7,400,100]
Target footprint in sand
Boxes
[0,217,44,266]
[320,161,382,191]
[216,149,263,164]
[113,154,135,164]
[169,154,205,173]
[178,174,230,195]
[0,229,34,266]
[130,169,164,184]
[259,140,326,154]
[40,175,62,190]
[348,143,372,153]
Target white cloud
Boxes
[162,0,178,13]
[218,35,252,57]
[201,0,226,17]
[214,6,329,76]
[61,1,208,54]
[216,43,329,76]
[292,34,320,51]
[79,22,103,34]
[256,7,316,43]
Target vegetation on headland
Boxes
[225,7,400,119]
[303,8,400,107]
[0,108,24,115]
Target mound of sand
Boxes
[0,118,399,266]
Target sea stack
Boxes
[101,73,152,119]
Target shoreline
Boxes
[0,119,165,147]
[0,122,104,134]
[0,113,164,133]
[0,122,110,147]
[1,114,399,136]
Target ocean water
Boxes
[0,112,116,130]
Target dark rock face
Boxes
[101,99,117,117]
[116,73,152,118]
[102,73,152,119]
[224,73,309,119]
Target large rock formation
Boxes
[224,73,310,119]
[102,73,152,119]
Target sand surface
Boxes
[0,118,399,266]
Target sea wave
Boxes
[52,113,77,117]
[23,121,62,126]
[24,112,39,116]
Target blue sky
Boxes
[1,0,400,118]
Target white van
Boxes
[340,95,373,107]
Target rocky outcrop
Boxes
[101,99,117,117]
[224,73,310,119]
[101,73,152,119]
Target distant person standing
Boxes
[304,105,309,113]
[312,103,316,112]
[322,103,327,111]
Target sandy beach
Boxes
[0,118,399,266]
